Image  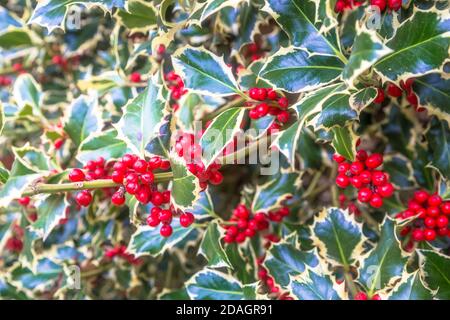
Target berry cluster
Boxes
[244,43,264,62]
[5,224,24,253]
[339,194,362,216]
[354,292,381,300]
[0,75,12,86]
[370,0,402,12]
[146,206,195,237]
[222,204,289,244]
[374,79,423,112]
[52,55,68,69]
[175,132,224,190]
[396,191,450,243]
[334,150,394,208]
[247,87,290,132]
[105,245,141,265]
[334,0,363,12]
[165,71,186,100]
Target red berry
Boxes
[406,91,418,106]
[427,206,440,218]
[412,228,424,241]
[333,154,346,163]
[370,194,383,208]
[151,192,164,206]
[160,160,171,170]
[374,88,385,103]
[424,217,436,228]
[135,185,150,204]
[180,212,195,227]
[387,83,403,97]
[338,162,350,174]
[130,72,141,83]
[378,183,394,198]
[68,168,85,182]
[76,191,92,207]
[160,224,173,237]
[54,138,64,149]
[424,229,436,242]
[365,153,383,169]
[350,161,364,175]
[336,174,350,188]
[249,108,260,119]
[335,0,345,12]
[235,233,246,243]
[437,227,448,236]
[356,150,368,161]
[371,171,387,186]
[371,0,387,12]
[414,190,429,203]
[267,89,278,100]
[256,103,269,117]
[276,111,290,123]
[133,159,148,173]
[359,170,372,184]
[388,0,402,11]
[125,181,139,194]
[148,156,162,170]
[111,170,124,183]
[158,209,172,224]
[354,292,368,300]
[111,192,125,206]
[350,176,364,188]
[122,154,137,167]
[18,197,30,206]
[441,202,450,215]
[358,188,373,203]
[371,294,382,300]
[428,194,442,207]
[209,171,224,185]
[162,190,171,203]
[249,88,259,100]
[140,172,154,184]
[277,97,289,109]
[256,88,267,100]
[436,215,449,228]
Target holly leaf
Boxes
[77,129,130,164]
[186,269,248,300]
[263,242,319,288]
[342,27,392,85]
[289,266,348,300]
[426,117,450,179]
[331,125,357,161]
[199,221,232,268]
[311,208,365,268]
[418,250,450,299]
[63,95,103,148]
[0,28,37,49]
[115,74,169,156]
[310,91,357,130]
[358,217,409,295]
[169,155,201,211]
[259,47,344,93]
[116,0,157,30]
[172,46,241,96]
[413,73,450,123]
[383,155,415,189]
[385,270,434,300]
[200,107,245,167]
[13,74,42,115]
[127,220,196,257]
[374,10,450,82]
[31,194,69,241]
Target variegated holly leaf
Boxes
[413,73,450,123]
[77,129,130,164]
[0,163,9,185]
[158,288,190,300]
[262,0,342,59]
[251,168,301,212]
[186,189,218,221]
[28,0,126,32]
[115,74,169,156]
[374,10,450,82]
[310,91,357,130]
[199,221,232,268]
[31,194,69,241]
[342,28,392,85]
[426,117,450,179]
[289,266,348,300]
[274,83,346,165]
[238,61,271,90]
[382,105,415,157]
[0,27,39,49]
[200,107,245,167]
[358,217,409,296]
[63,95,103,148]
[172,46,242,96]
[418,250,450,299]
[116,0,157,31]
[225,244,257,284]
[177,93,202,131]
[383,155,415,189]
[331,125,357,161]
[186,269,250,300]
[169,155,201,211]
[298,128,322,170]
[192,0,246,23]
[263,242,319,288]
[13,145,54,172]
[349,87,377,111]
[0,277,28,299]
[311,208,365,268]
[127,220,196,257]
[13,74,42,116]
[385,270,433,300]
[259,48,345,93]
[9,258,63,292]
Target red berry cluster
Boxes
[397,191,450,243]
[339,194,362,216]
[354,292,381,300]
[245,43,264,62]
[334,0,363,12]
[247,87,290,131]
[165,71,186,100]
[52,55,68,69]
[0,75,12,86]
[334,150,394,208]
[146,206,195,237]
[105,245,141,265]
[175,132,224,190]
[370,0,402,12]
[374,79,423,112]
[222,204,289,244]
[5,224,24,253]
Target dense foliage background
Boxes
[0,0,449,300]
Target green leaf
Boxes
[63,95,103,148]
[13,74,42,114]
[224,244,257,284]
[413,73,450,124]
[115,74,169,156]
[311,207,365,268]
[383,155,415,189]
[200,107,245,167]
[358,217,409,295]
[374,10,450,81]
[289,267,348,300]
[238,61,271,90]
[172,46,241,96]
[28,0,126,32]
[349,87,377,111]
[418,250,450,299]
[0,102,4,136]
[170,155,201,211]
[386,271,433,300]
[0,28,35,49]
[128,220,196,257]
[31,194,68,240]
[199,221,232,268]
[331,125,357,161]
[13,145,53,173]
[382,105,415,157]
[310,92,357,130]
[177,93,202,131]
[186,269,246,300]
[426,117,450,179]
[196,0,245,22]
[342,28,392,85]
[116,0,157,30]
[77,129,130,164]
[251,169,301,212]
[259,47,344,93]
[298,128,322,170]
[263,242,319,288]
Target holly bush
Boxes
[0,0,449,301]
